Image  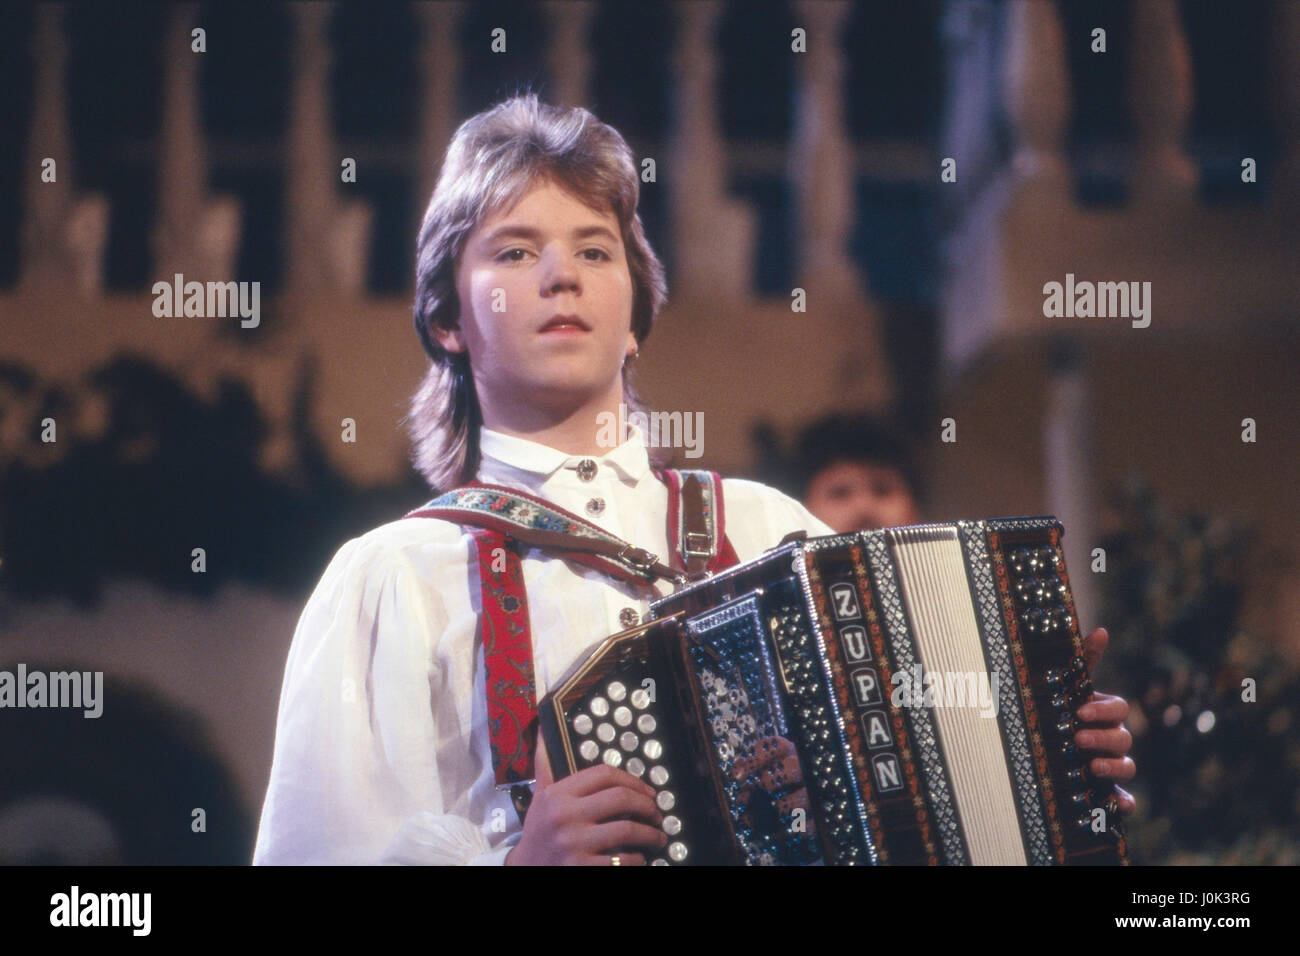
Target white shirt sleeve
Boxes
[252,531,514,866]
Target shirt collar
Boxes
[477,424,653,487]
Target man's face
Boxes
[805,460,920,533]
[439,178,636,421]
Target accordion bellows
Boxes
[538,517,1128,866]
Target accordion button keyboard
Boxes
[573,714,593,735]
[613,706,633,726]
[630,689,651,710]
[590,696,610,717]
[626,757,646,777]
[662,815,682,836]
[651,858,669,866]
[667,842,688,862]
[579,740,599,762]
[620,731,639,751]
[649,765,669,786]
[602,748,623,768]
[606,681,627,702]
[596,722,616,743]
[643,739,664,761]
[636,714,656,734]
[656,790,675,811]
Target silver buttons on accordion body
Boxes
[565,674,689,864]
[1009,544,1072,639]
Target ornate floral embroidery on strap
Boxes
[421,485,608,540]
[467,527,537,786]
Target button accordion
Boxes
[537,517,1129,865]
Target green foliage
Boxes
[1097,478,1300,864]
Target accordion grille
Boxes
[889,528,1028,866]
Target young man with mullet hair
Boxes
[254,94,1135,866]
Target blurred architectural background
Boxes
[0,0,1295,863]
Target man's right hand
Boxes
[505,741,667,866]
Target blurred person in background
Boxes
[794,413,922,533]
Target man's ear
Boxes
[435,324,467,354]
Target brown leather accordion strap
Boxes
[679,473,712,579]
[406,483,683,585]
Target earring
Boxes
[623,348,639,367]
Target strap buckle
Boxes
[682,531,713,559]
[617,545,660,573]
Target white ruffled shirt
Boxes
[252,426,833,865]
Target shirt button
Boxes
[586,497,605,515]
[618,607,641,628]
[577,459,598,481]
